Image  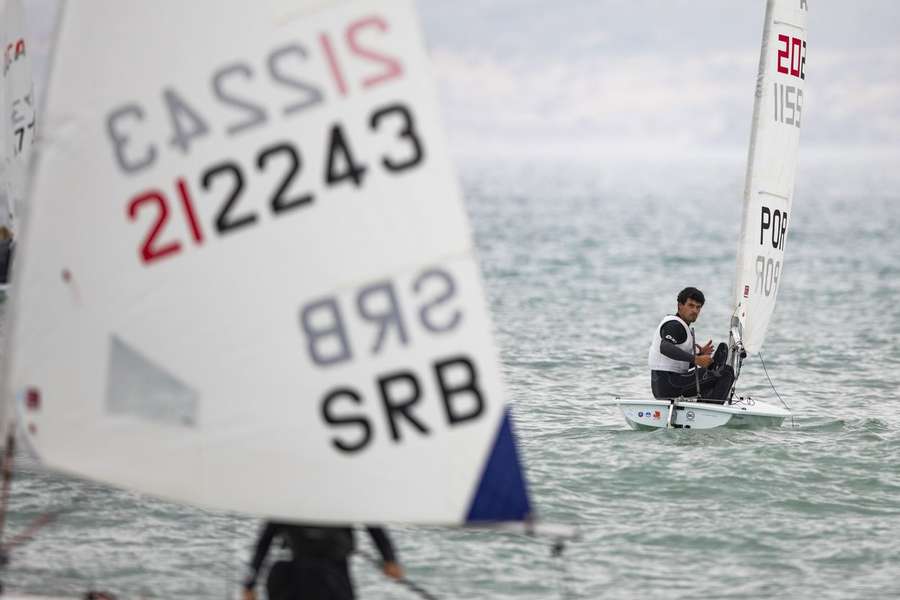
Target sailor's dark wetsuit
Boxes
[244,523,397,600]
[0,238,12,285]
[648,316,734,402]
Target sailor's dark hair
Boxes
[677,287,705,305]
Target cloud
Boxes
[19,0,900,162]
[428,40,900,160]
[419,0,900,161]
[431,48,760,158]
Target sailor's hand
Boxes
[698,340,714,355]
[242,588,257,600]
[695,354,713,368]
[383,561,404,580]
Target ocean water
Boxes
[1,158,899,599]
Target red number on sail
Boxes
[346,16,403,88]
[319,32,348,96]
[776,34,790,75]
[777,35,806,80]
[128,191,182,264]
[790,37,802,77]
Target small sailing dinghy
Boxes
[611,397,790,431]
[608,0,806,430]
[1,1,567,595]
[0,0,36,303]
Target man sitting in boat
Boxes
[648,287,734,402]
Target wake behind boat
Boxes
[609,0,807,431]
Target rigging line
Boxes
[356,548,439,600]
[0,488,92,569]
[0,511,58,554]
[757,352,797,429]
[0,497,89,562]
[551,538,574,600]
[0,427,17,556]
[691,329,702,400]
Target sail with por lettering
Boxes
[4,0,531,525]
[731,0,808,354]
[601,0,804,430]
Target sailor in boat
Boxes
[648,287,734,403]
[0,226,13,285]
[242,523,403,600]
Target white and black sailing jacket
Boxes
[647,314,695,373]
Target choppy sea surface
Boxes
[1,158,899,599]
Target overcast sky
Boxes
[19,0,900,163]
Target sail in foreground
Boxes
[731,0,808,356]
[4,0,530,525]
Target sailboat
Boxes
[0,0,36,302]
[0,0,560,596]
[608,0,806,430]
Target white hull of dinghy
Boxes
[605,398,788,430]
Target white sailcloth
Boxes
[732,0,808,353]
[0,0,36,232]
[4,0,530,525]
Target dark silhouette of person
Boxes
[242,523,402,600]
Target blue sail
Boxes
[465,409,532,522]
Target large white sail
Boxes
[0,0,36,233]
[732,0,808,354]
[4,0,530,525]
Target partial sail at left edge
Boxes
[4,0,532,526]
[0,0,36,438]
[0,0,35,258]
